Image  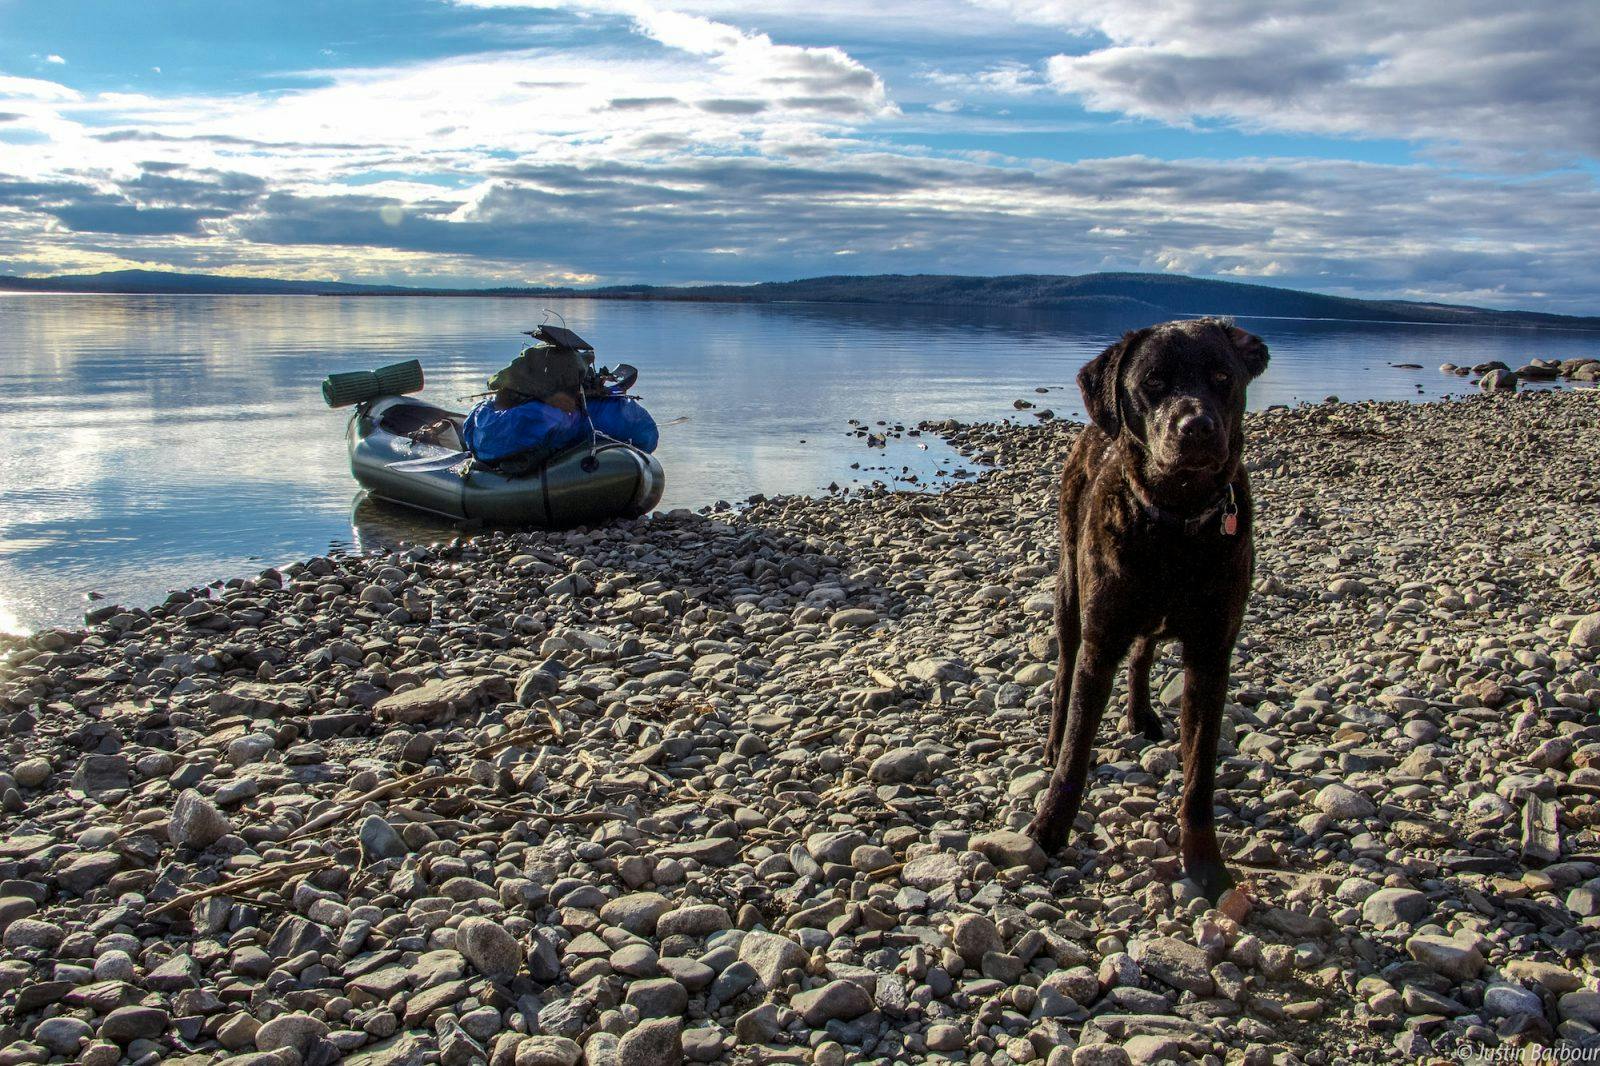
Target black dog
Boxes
[1026,318,1269,900]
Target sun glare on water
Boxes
[0,599,32,639]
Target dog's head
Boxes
[1077,318,1268,479]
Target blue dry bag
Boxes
[587,394,659,453]
[462,399,584,464]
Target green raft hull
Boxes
[348,395,664,526]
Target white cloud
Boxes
[1,151,1572,308]
[962,0,1600,157]
[45,55,67,66]
[462,0,991,39]
[0,0,1594,309]
[0,73,80,101]
[925,60,1047,97]
[457,0,887,116]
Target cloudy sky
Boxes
[1,0,1595,310]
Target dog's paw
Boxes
[1026,812,1070,854]
[1126,710,1165,744]
[1185,860,1236,903]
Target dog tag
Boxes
[1222,512,1238,536]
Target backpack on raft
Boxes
[488,325,593,404]
[466,324,660,475]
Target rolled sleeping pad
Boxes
[322,359,425,408]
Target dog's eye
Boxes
[1143,377,1166,392]
[1212,371,1232,386]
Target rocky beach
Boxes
[1,387,1598,1066]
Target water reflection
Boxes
[1,293,1594,630]
[346,491,458,555]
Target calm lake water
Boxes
[1,293,1594,632]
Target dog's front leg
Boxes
[1043,573,1080,764]
[1178,638,1235,900]
[1028,635,1125,853]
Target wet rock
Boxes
[1406,934,1485,980]
[617,1018,682,1066]
[868,747,929,784]
[1570,612,1600,650]
[680,1026,723,1062]
[514,1036,583,1066]
[168,789,232,848]
[970,829,1048,871]
[69,754,129,796]
[625,977,688,1018]
[790,979,873,1025]
[359,815,408,862]
[373,673,512,724]
[1134,937,1214,995]
[1362,887,1428,928]
[600,892,672,936]
[655,904,731,939]
[12,759,49,789]
[254,1013,329,1056]
[97,1006,170,1044]
[737,930,807,989]
[1314,783,1375,819]
[3,918,63,951]
[35,1017,92,1056]
[902,852,963,890]
[951,914,1002,966]
[457,917,522,981]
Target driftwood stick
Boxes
[148,855,334,918]
[284,771,474,842]
[1230,862,1342,883]
[459,795,623,824]
[473,726,554,759]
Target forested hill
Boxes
[3,269,1595,328]
[511,273,1599,328]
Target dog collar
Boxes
[1140,483,1238,537]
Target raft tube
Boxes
[348,395,664,526]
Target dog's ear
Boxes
[1078,330,1143,437]
[1221,323,1269,379]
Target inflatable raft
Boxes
[328,362,664,527]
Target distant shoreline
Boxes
[4,269,1597,331]
[6,288,1599,335]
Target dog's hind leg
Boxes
[1044,572,1080,764]
[1125,635,1164,742]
